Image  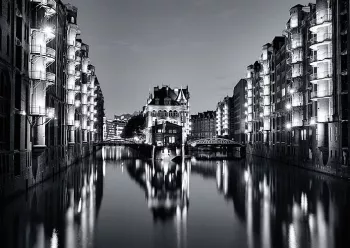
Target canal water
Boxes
[1,146,350,248]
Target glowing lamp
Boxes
[286,123,292,130]
[290,88,295,94]
[43,26,54,35]
[75,120,80,128]
[46,107,55,119]
[310,119,316,125]
[244,103,248,107]
[259,113,263,118]
[286,103,292,110]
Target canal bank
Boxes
[0,144,103,201]
[246,144,350,180]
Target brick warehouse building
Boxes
[190,111,216,139]
[242,0,350,170]
[0,0,105,198]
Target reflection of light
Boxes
[50,229,58,248]
[310,119,316,125]
[289,224,297,248]
[77,198,82,213]
[301,193,308,213]
[103,161,106,177]
[223,163,228,195]
[216,163,222,189]
[286,103,292,110]
[308,214,315,233]
[244,170,250,183]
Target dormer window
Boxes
[164,97,171,105]
[155,98,160,105]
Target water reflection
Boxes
[0,156,104,248]
[126,159,190,222]
[2,147,350,248]
[191,156,350,248]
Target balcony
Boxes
[317,115,333,123]
[310,52,332,66]
[310,72,332,83]
[310,89,333,100]
[310,33,332,49]
[45,47,56,63]
[310,12,332,32]
[66,120,75,126]
[30,71,46,81]
[75,71,81,78]
[292,120,303,127]
[46,72,55,85]
[30,106,46,116]
[31,45,46,55]
[291,42,303,50]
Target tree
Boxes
[121,114,146,139]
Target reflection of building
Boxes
[144,86,190,145]
[0,156,104,248]
[216,96,234,137]
[127,159,189,222]
[190,111,216,139]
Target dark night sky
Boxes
[68,0,310,118]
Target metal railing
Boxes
[310,33,332,46]
[46,47,56,59]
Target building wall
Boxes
[245,1,350,171]
[216,96,232,137]
[190,111,216,139]
[233,79,247,144]
[0,0,105,199]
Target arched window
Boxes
[158,110,162,117]
[152,111,156,117]
[173,111,178,117]
[169,110,172,117]
[164,110,168,117]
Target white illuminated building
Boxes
[144,86,190,144]
[29,0,57,148]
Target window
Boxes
[0,0,2,16]
[6,35,9,55]
[7,3,10,23]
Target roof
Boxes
[148,86,190,106]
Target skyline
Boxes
[69,0,311,117]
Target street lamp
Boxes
[286,103,292,110]
[286,122,292,130]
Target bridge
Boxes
[187,138,245,147]
[96,138,147,146]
